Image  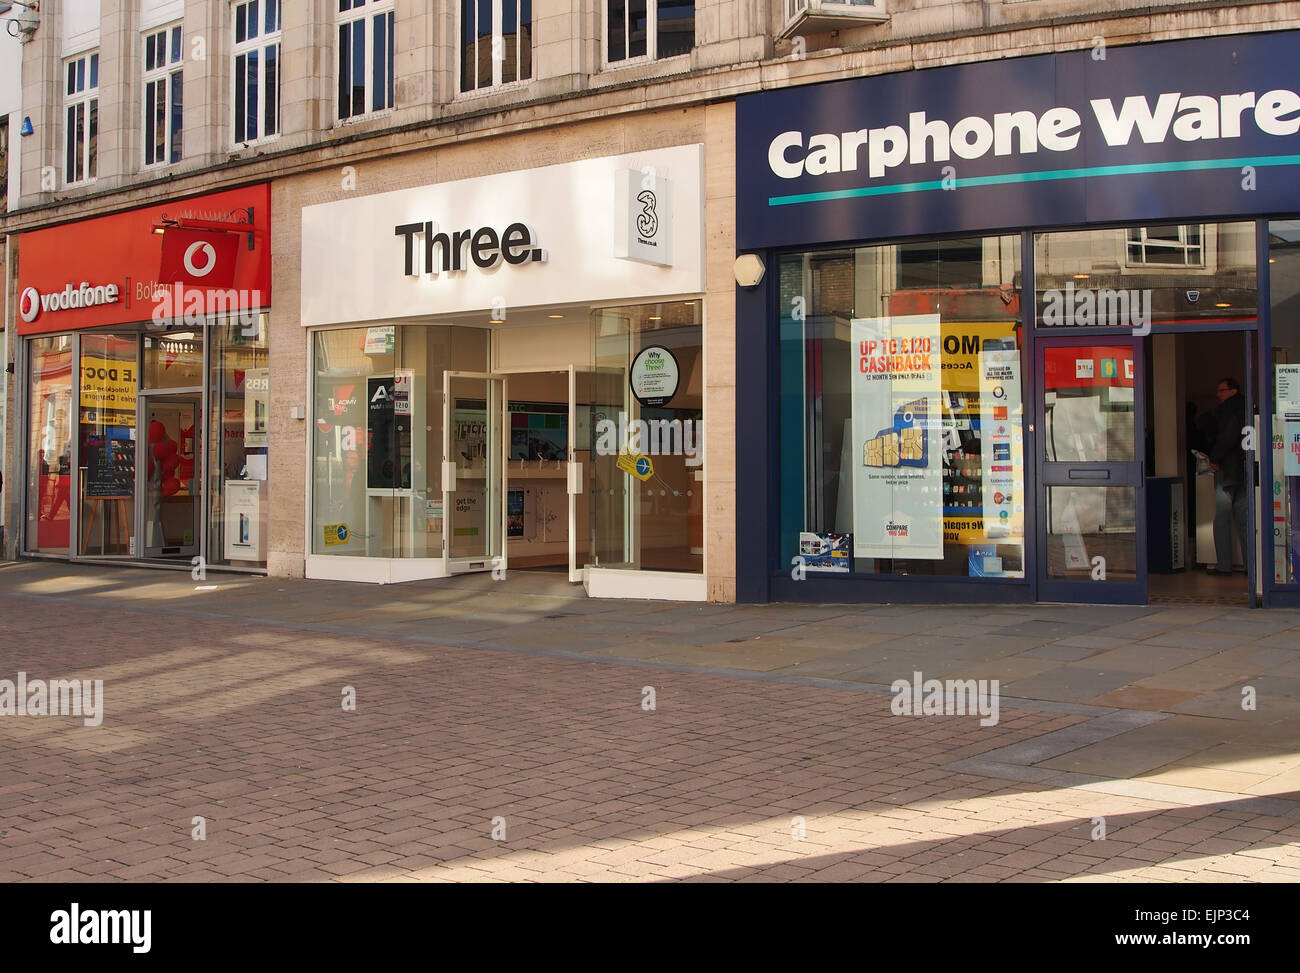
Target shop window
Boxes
[78,335,139,557]
[591,302,704,574]
[1125,225,1205,267]
[605,0,693,66]
[208,317,270,569]
[311,325,489,559]
[143,331,204,390]
[1036,223,1256,329]
[897,240,984,290]
[1269,219,1300,588]
[26,336,75,554]
[778,236,1025,580]
[233,0,282,144]
[460,0,532,93]
[143,24,184,167]
[338,0,394,120]
[63,52,99,185]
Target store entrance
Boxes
[1034,331,1259,606]
[1035,337,1146,603]
[141,393,202,560]
[1144,330,1256,606]
[438,366,598,583]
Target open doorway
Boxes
[502,370,579,572]
[1145,330,1253,605]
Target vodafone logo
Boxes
[19,287,40,323]
[18,281,121,324]
[183,241,218,278]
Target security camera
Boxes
[4,2,40,43]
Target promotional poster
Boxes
[851,314,943,560]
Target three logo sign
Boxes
[636,190,659,240]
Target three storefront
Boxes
[734,30,1300,607]
[295,143,711,599]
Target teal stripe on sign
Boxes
[767,155,1300,207]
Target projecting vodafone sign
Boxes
[16,184,271,336]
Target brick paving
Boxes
[2,568,1300,881]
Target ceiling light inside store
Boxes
[547,314,564,319]
[1073,274,1090,280]
[1215,302,1231,308]
[648,316,662,321]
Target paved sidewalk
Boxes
[1,561,1299,881]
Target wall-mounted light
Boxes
[4,2,41,43]
[734,253,766,288]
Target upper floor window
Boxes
[64,52,99,185]
[1125,225,1206,267]
[233,0,282,144]
[606,0,693,65]
[143,24,184,167]
[460,0,532,93]
[338,0,394,121]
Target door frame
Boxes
[442,370,507,576]
[138,390,204,560]
[1033,335,1147,604]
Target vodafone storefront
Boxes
[15,185,272,571]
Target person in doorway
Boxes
[1207,377,1249,576]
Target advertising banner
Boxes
[224,480,264,562]
[79,353,137,427]
[979,336,1025,553]
[243,367,269,448]
[851,314,943,560]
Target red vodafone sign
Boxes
[17,184,270,336]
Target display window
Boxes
[207,316,270,568]
[1270,219,1300,588]
[311,324,489,559]
[26,336,75,554]
[777,235,1025,579]
[592,302,704,574]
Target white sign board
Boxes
[300,146,704,327]
[224,480,264,562]
[243,367,269,447]
[614,169,674,266]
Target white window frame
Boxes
[458,0,533,96]
[63,51,99,187]
[336,0,395,123]
[1121,224,1213,273]
[142,23,184,169]
[1124,224,1206,267]
[231,0,283,147]
[603,0,693,70]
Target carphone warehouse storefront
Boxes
[735,31,1300,607]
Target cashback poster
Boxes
[851,314,942,560]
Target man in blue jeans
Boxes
[1207,377,1249,575]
